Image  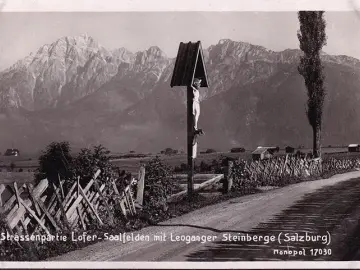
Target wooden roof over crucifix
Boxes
[170,41,209,88]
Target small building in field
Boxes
[285,146,295,154]
[348,144,360,152]
[4,148,20,156]
[252,146,274,161]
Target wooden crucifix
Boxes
[170,41,209,197]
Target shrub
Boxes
[34,142,123,222]
[111,153,148,159]
[199,160,211,172]
[35,141,73,186]
[174,162,188,173]
[71,145,116,187]
[230,159,258,194]
[142,156,179,221]
[285,146,295,154]
[71,145,124,224]
[230,147,246,153]
[211,159,223,174]
[163,148,178,156]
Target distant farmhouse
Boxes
[348,144,360,152]
[252,146,278,161]
[4,148,20,156]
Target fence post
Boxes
[111,179,127,218]
[53,183,71,229]
[0,184,5,207]
[135,165,146,207]
[223,161,234,194]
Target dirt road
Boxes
[50,170,360,261]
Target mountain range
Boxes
[1,34,360,155]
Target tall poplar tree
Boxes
[297,11,327,158]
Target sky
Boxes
[0,11,360,71]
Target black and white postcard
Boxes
[0,0,360,269]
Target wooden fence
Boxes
[0,166,146,242]
[244,155,322,178]
[231,154,360,187]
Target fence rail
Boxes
[168,174,224,202]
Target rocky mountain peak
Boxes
[147,46,166,56]
[134,46,168,66]
[39,34,101,55]
[218,38,233,45]
[0,34,124,111]
[111,47,135,63]
[207,39,273,64]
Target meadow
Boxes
[109,147,350,173]
[0,146,350,180]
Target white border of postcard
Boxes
[0,0,359,12]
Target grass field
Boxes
[0,172,35,184]
[110,152,253,173]
[110,147,350,173]
[0,147,352,184]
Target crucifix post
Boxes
[187,85,194,197]
[170,41,209,199]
